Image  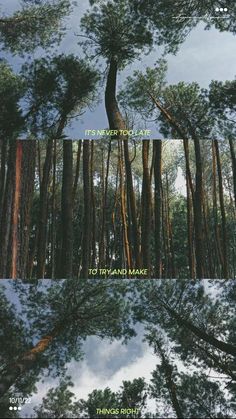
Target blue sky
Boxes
[0,278,221,417]
[1,0,236,139]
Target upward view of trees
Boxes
[0,0,235,279]
[0,1,235,418]
[0,279,235,417]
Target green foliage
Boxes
[22,54,100,135]
[80,0,153,67]
[0,60,25,137]
[0,0,72,54]
[78,387,119,418]
[119,61,167,117]
[130,0,236,53]
[34,376,80,418]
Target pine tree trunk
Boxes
[123,139,141,268]
[214,140,228,278]
[155,342,183,419]
[36,139,53,279]
[81,140,91,278]
[51,139,57,279]
[193,138,205,278]
[72,140,82,207]
[0,323,63,397]
[0,138,7,225]
[90,141,96,266]
[212,141,223,277]
[162,301,236,356]
[141,140,151,272]
[18,140,36,279]
[229,138,236,208]
[99,141,111,267]
[60,139,73,278]
[118,140,132,271]
[11,140,23,278]
[153,140,162,278]
[105,57,138,270]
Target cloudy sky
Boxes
[1,280,158,417]
[1,0,236,139]
[1,279,218,417]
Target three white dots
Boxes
[9,406,22,410]
[215,7,228,12]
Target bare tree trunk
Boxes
[229,138,236,208]
[123,139,141,268]
[0,138,7,225]
[51,139,57,279]
[36,139,53,279]
[18,140,36,279]
[90,141,96,266]
[153,140,162,278]
[154,340,183,419]
[118,140,132,271]
[193,138,205,278]
[212,141,223,277]
[214,140,228,278]
[60,139,73,278]
[81,140,91,278]
[72,140,82,207]
[11,140,23,279]
[99,141,111,267]
[141,140,151,272]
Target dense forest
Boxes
[0,138,236,279]
[0,0,235,279]
[0,0,236,416]
[0,279,235,417]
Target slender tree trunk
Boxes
[155,341,183,419]
[105,57,138,267]
[214,140,228,278]
[186,175,195,279]
[51,139,57,279]
[0,138,7,224]
[196,343,236,381]
[229,138,236,208]
[166,173,175,278]
[193,138,205,278]
[60,139,73,278]
[37,117,66,279]
[118,140,132,271]
[18,140,36,279]
[72,140,82,207]
[90,141,96,266]
[11,140,23,279]
[1,139,15,278]
[99,141,111,267]
[123,139,141,268]
[141,140,151,271]
[212,141,223,277]
[36,139,53,279]
[153,140,162,278]
[81,140,91,278]
[162,301,236,356]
